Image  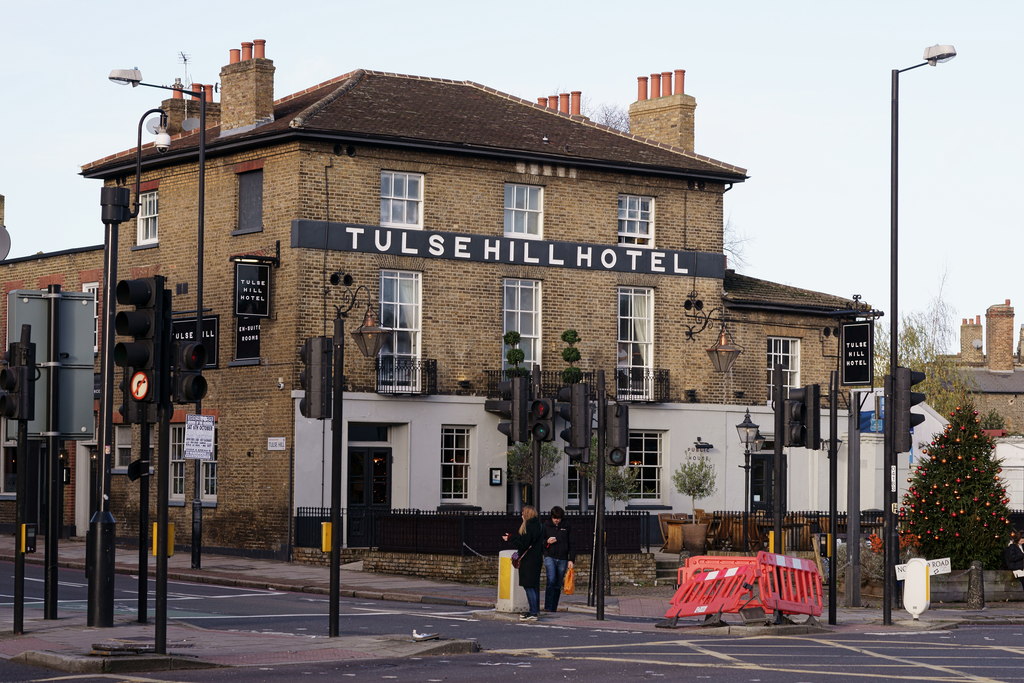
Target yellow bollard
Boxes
[321,522,332,552]
[768,530,786,554]
[151,522,175,557]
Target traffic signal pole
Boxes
[594,370,607,620]
[531,367,542,510]
[44,285,61,620]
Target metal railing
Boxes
[614,367,670,403]
[375,357,437,395]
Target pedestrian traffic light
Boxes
[894,366,926,453]
[0,341,35,421]
[172,341,208,404]
[557,383,591,462]
[114,277,163,404]
[783,387,807,447]
[606,402,629,466]
[528,398,554,441]
[299,337,332,419]
[486,375,528,442]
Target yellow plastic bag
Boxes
[563,567,575,595]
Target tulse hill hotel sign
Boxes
[291,221,727,279]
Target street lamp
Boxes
[735,409,760,553]
[328,273,389,638]
[884,43,956,626]
[707,322,742,373]
[89,107,168,628]
[110,67,210,571]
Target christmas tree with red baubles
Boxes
[900,404,1012,569]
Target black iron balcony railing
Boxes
[375,356,438,395]
[615,367,670,403]
[484,369,597,398]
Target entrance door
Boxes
[346,447,391,547]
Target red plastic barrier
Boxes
[756,551,823,617]
[676,555,758,587]
[664,564,759,620]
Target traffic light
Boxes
[783,387,807,447]
[114,277,162,404]
[299,337,332,419]
[893,366,926,453]
[804,384,821,449]
[557,383,591,462]
[528,398,554,442]
[172,341,208,404]
[485,375,528,442]
[606,402,629,466]
[0,341,35,421]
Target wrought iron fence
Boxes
[375,357,437,395]
[614,367,670,403]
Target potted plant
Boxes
[671,453,718,553]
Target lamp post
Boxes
[328,273,389,638]
[735,409,760,553]
[110,68,209,569]
[89,107,169,627]
[883,44,956,626]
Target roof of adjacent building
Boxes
[961,367,1024,394]
[83,69,747,182]
[723,270,858,314]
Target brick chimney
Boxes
[959,315,984,365]
[160,79,221,136]
[986,300,1014,372]
[0,194,5,227]
[628,69,696,152]
[219,39,275,134]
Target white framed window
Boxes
[503,279,541,371]
[440,426,471,501]
[628,431,663,500]
[1,445,15,494]
[767,337,801,402]
[380,171,423,228]
[137,190,159,245]
[503,183,543,238]
[83,282,99,353]
[170,425,186,502]
[379,270,422,390]
[115,426,133,470]
[617,287,654,400]
[202,429,219,503]
[617,194,654,247]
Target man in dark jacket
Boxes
[542,506,574,612]
[1004,532,1024,590]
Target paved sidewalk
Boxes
[3,535,1024,673]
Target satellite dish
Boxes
[146,118,163,135]
[972,339,983,350]
[181,118,199,131]
[0,225,11,261]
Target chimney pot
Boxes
[650,73,661,98]
[559,93,569,113]
[674,69,685,94]
[253,39,266,59]
[547,95,558,109]
[637,76,648,101]
[537,97,548,106]
[570,91,581,115]
[189,84,202,101]
[241,42,253,61]
[229,49,240,64]
[661,71,672,94]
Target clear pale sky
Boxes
[2,2,1019,349]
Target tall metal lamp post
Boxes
[884,44,956,626]
[735,409,760,553]
[328,273,389,638]
[110,68,210,569]
[88,107,169,627]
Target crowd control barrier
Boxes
[662,551,822,627]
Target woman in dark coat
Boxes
[1004,532,1024,590]
[503,505,544,620]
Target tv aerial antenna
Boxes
[177,51,201,132]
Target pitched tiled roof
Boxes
[724,270,857,314]
[83,70,747,181]
[962,367,1024,394]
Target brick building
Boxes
[956,300,1024,433]
[1,41,865,558]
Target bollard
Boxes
[966,560,985,609]
[495,549,528,613]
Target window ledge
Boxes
[231,226,264,236]
[169,500,185,507]
[132,243,159,251]
[202,500,218,509]
[228,359,261,367]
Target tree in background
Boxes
[672,453,718,515]
[506,439,562,512]
[900,404,1012,569]
[873,286,971,417]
